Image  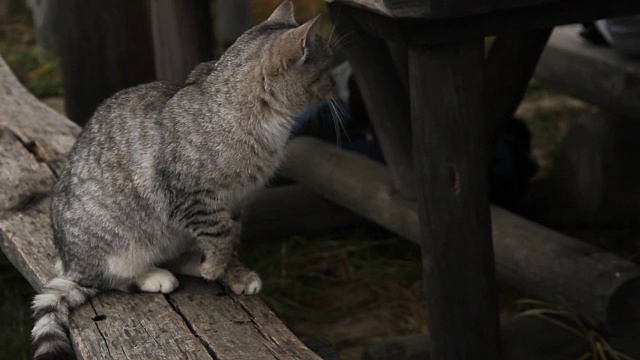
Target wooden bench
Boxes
[0,54,327,360]
[535,25,640,223]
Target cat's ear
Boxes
[289,14,321,62]
[266,0,297,26]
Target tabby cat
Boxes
[31,2,334,359]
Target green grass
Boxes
[0,253,34,360]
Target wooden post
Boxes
[216,0,252,53]
[408,41,503,360]
[485,29,552,137]
[151,0,214,84]
[329,5,416,199]
[53,0,156,125]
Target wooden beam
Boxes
[282,136,640,329]
[409,40,502,360]
[335,0,640,46]
[485,28,552,137]
[151,0,214,84]
[52,0,156,125]
[329,5,416,199]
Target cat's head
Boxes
[226,0,334,116]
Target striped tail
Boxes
[31,278,97,360]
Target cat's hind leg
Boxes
[106,252,179,294]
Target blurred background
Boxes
[1,1,640,359]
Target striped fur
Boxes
[31,278,97,360]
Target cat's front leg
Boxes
[175,206,239,281]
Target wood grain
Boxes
[409,40,502,360]
[0,56,78,168]
[329,5,416,199]
[168,277,322,360]
[151,0,214,84]
[71,292,213,360]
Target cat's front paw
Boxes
[136,268,179,294]
[223,268,262,295]
[200,256,225,281]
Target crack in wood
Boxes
[89,300,113,358]
[4,125,62,179]
[164,294,219,360]
[227,295,289,360]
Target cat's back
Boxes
[55,81,182,203]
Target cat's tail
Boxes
[31,277,98,360]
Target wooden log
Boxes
[535,25,640,119]
[151,0,214,84]
[282,136,640,329]
[361,316,590,360]
[329,5,416,199]
[555,110,640,224]
[243,185,361,240]
[52,0,156,125]
[0,54,321,360]
[409,40,502,360]
[485,29,552,137]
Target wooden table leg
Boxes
[485,29,552,137]
[408,40,503,360]
[329,4,415,199]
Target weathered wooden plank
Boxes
[409,40,502,360]
[283,136,640,329]
[168,277,322,360]
[0,128,56,214]
[71,292,213,360]
[535,25,640,119]
[0,198,57,291]
[0,56,78,168]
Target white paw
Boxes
[137,268,179,294]
[230,274,262,295]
